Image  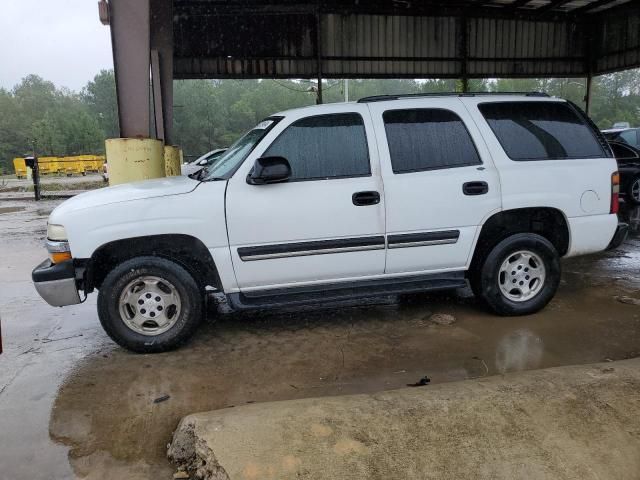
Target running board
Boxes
[226,272,467,311]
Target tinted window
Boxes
[619,129,640,148]
[479,101,605,161]
[383,109,481,173]
[264,113,370,181]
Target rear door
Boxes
[368,98,502,275]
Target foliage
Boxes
[1,70,639,173]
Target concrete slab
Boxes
[169,359,640,480]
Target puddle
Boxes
[0,206,26,214]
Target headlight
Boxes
[47,224,68,241]
[46,224,71,263]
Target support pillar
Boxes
[109,0,151,138]
[164,145,182,177]
[105,138,165,186]
[104,0,174,185]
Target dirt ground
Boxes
[1,197,640,479]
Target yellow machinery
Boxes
[13,158,27,178]
[38,157,59,175]
[74,154,105,174]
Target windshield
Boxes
[200,118,280,180]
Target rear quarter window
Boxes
[479,101,606,161]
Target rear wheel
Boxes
[97,256,203,353]
[473,233,560,316]
[627,176,640,205]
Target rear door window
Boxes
[264,113,370,181]
[479,101,606,161]
[382,109,481,173]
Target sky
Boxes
[0,0,113,92]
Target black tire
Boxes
[474,233,560,316]
[97,256,203,353]
[627,176,640,205]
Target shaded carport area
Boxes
[101,0,640,148]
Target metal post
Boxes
[316,13,323,104]
[26,153,41,201]
[460,15,469,93]
[33,157,40,201]
[344,79,349,102]
[585,75,593,116]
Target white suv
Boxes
[32,93,628,353]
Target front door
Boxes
[226,105,386,290]
[368,98,502,275]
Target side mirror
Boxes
[247,156,291,185]
[198,159,208,166]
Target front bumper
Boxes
[607,222,629,250]
[32,259,81,307]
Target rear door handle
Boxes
[352,191,380,206]
[463,181,489,196]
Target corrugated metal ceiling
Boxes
[172,0,640,78]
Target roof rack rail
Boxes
[357,91,549,103]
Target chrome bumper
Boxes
[32,259,81,307]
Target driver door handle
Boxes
[352,191,380,206]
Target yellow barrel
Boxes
[105,138,165,186]
[164,145,182,177]
[13,157,27,178]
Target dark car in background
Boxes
[609,140,640,205]
[603,128,640,150]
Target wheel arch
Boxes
[86,234,221,292]
[470,207,570,273]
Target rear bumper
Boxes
[607,223,629,250]
[32,259,81,307]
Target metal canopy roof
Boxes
[172,0,640,79]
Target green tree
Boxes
[82,70,119,139]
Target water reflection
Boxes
[495,329,544,374]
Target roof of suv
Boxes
[356,91,550,103]
[273,92,561,118]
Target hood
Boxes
[52,176,200,215]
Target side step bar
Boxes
[226,271,467,311]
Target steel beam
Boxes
[585,75,593,115]
[150,0,174,144]
[109,0,151,139]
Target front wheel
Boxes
[97,256,203,353]
[474,233,561,316]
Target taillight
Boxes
[611,172,620,214]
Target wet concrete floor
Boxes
[1,198,640,479]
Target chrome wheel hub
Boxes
[498,250,546,302]
[118,276,182,336]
